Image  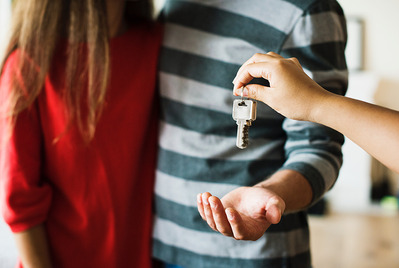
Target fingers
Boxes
[197,193,233,236]
[208,196,233,236]
[225,208,248,240]
[201,192,216,230]
[233,54,275,90]
[232,52,302,93]
[233,52,284,88]
[233,84,269,103]
[197,193,206,220]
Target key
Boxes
[232,99,257,149]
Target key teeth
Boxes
[240,124,250,148]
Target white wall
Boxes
[0,0,12,60]
[327,0,399,212]
[340,0,399,109]
[0,2,17,267]
[340,0,399,77]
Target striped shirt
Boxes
[153,0,348,267]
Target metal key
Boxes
[232,99,257,149]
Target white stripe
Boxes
[164,23,264,64]
[153,217,310,259]
[283,153,338,190]
[285,138,343,151]
[155,170,238,207]
[159,121,285,161]
[175,0,302,34]
[283,12,347,49]
[283,120,323,132]
[160,72,282,119]
[286,146,342,170]
[159,72,234,114]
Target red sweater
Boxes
[0,23,161,268]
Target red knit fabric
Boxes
[0,23,162,268]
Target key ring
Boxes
[241,86,246,100]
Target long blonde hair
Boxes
[1,0,153,141]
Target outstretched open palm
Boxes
[197,186,285,241]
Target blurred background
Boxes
[0,0,398,267]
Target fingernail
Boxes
[226,209,234,220]
[202,196,209,205]
[234,87,244,96]
[197,194,202,204]
[242,86,249,97]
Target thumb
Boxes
[233,84,270,103]
[265,196,285,224]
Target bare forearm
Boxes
[256,169,313,213]
[14,224,52,268]
[314,94,399,173]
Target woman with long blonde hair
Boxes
[0,0,161,267]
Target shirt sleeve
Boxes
[0,52,53,233]
[278,0,348,203]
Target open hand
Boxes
[197,186,285,241]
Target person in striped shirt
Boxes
[153,0,348,267]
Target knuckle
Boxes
[234,234,245,240]
[249,86,257,100]
[208,222,216,230]
[218,227,231,235]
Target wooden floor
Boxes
[309,212,399,268]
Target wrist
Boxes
[255,170,313,212]
[308,86,335,124]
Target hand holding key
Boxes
[232,52,329,122]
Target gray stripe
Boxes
[283,118,344,144]
[153,217,310,259]
[306,69,348,92]
[283,153,338,190]
[159,121,286,160]
[159,72,282,120]
[163,23,262,65]
[174,0,302,34]
[282,12,347,50]
[155,170,238,207]
[157,148,284,186]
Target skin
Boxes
[233,52,399,174]
[200,51,399,241]
[197,170,312,241]
[13,1,126,267]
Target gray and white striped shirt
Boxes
[153,0,348,267]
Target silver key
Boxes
[232,99,257,149]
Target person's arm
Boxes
[232,52,399,174]
[14,225,52,268]
[314,92,399,174]
[197,169,312,241]
[1,52,53,268]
